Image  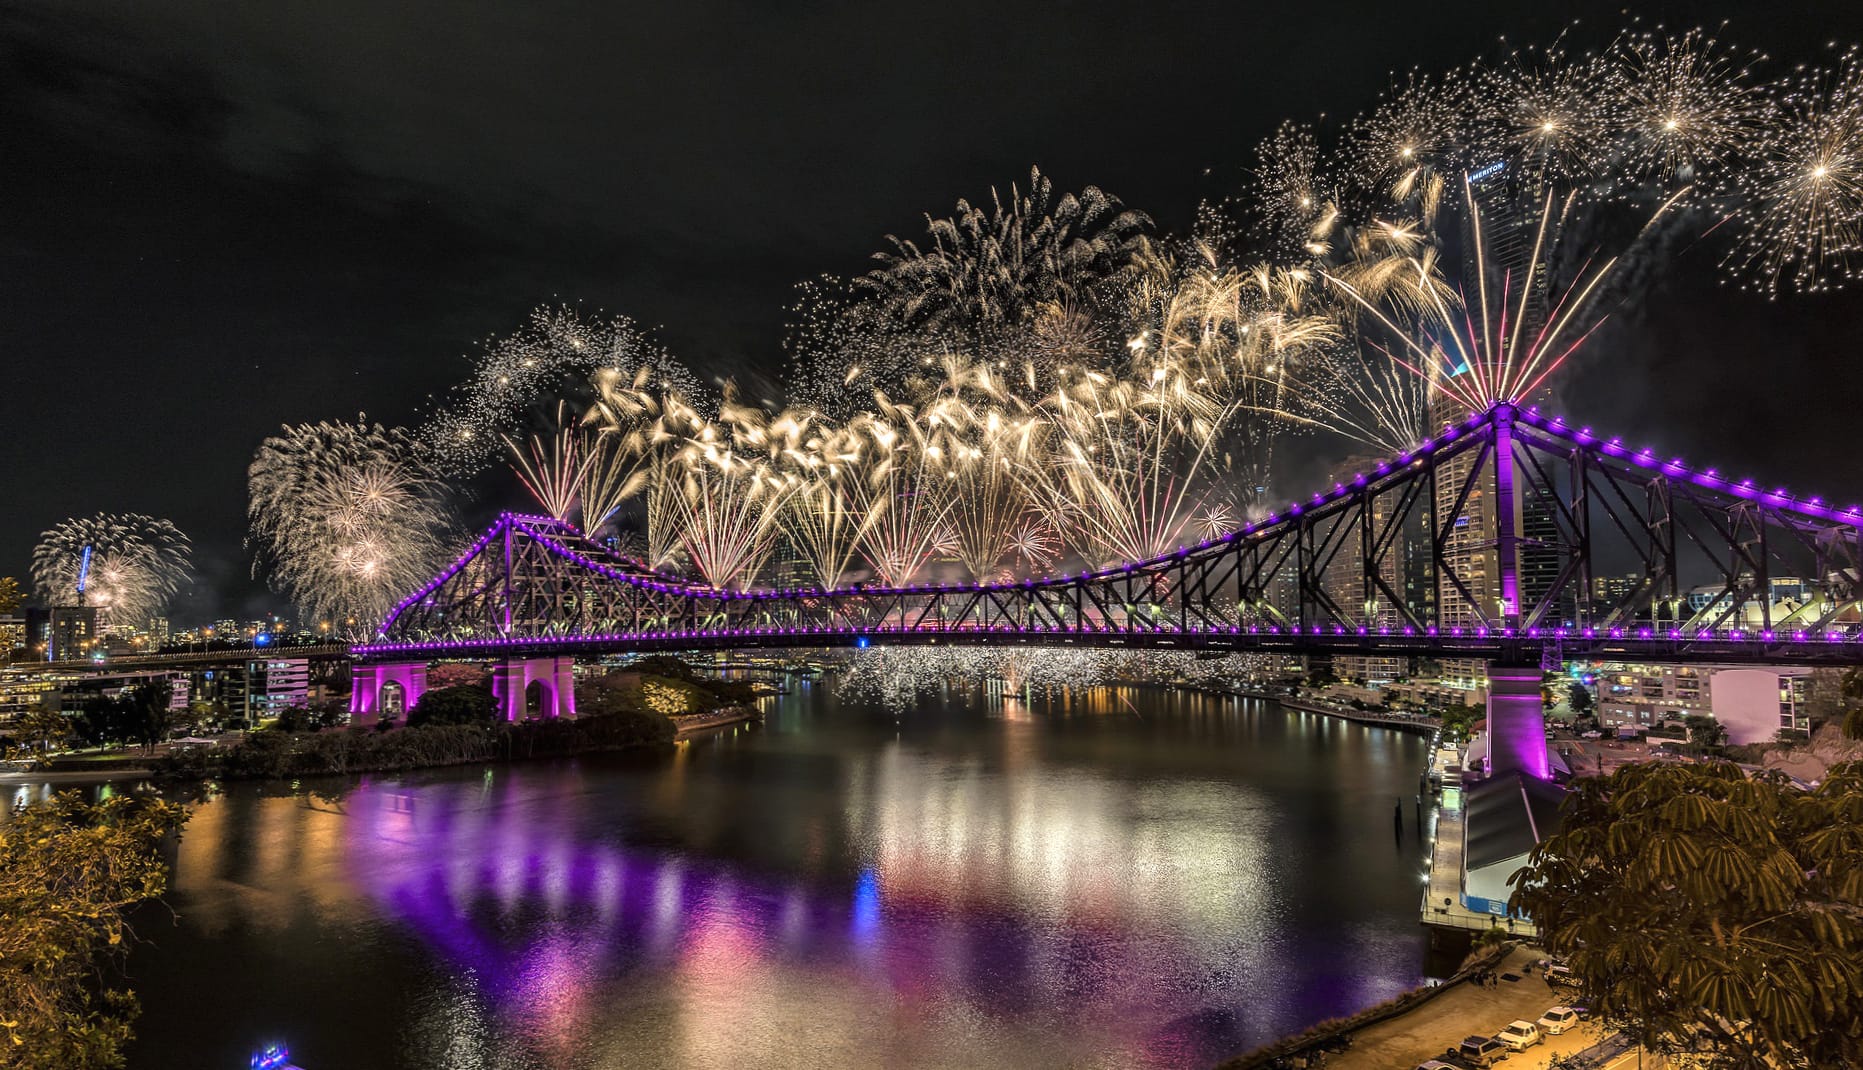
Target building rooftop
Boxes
[1464,771,1567,872]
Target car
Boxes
[1495,1021,1542,1051]
[1544,963,1580,988]
[1538,1006,1582,1035]
[1458,1035,1508,1067]
[1413,1062,1460,1070]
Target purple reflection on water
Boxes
[336,770,1306,1067]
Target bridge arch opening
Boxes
[524,679,552,719]
[380,681,406,718]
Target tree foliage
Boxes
[0,576,21,614]
[426,662,489,690]
[0,792,187,1069]
[407,684,496,728]
[69,682,173,753]
[1567,681,1594,717]
[1511,761,1863,1068]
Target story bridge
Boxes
[351,401,1863,776]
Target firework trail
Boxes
[248,418,458,635]
[425,305,700,473]
[505,402,590,522]
[32,514,192,633]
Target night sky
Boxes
[5,0,1863,621]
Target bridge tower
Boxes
[490,656,578,721]
[350,661,428,721]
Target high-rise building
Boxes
[245,658,311,719]
[1322,455,1407,685]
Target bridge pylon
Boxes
[1484,659,1549,780]
[491,656,578,721]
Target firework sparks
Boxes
[32,514,192,634]
[425,305,699,473]
[248,418,458,635]
[1726,47,1863,294]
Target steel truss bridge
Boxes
[355,402,1863,669]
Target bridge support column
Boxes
[490,656,578,721]
[1486,661,1549,780]
[350,661,428,722]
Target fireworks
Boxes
[424,305,700,473]
[784,167,1152,415]
[32,514,192,633]
[505,403,588,522]
[1612,28,1771,188]
[1725,47,1863,294]
[248,419,458,634]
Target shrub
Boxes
[407,684,497,727]
[152,709,674,780]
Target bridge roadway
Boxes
[349,618,1863,667]
[352,403,1863,675]
[11,643,353,676]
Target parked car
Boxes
[1413,1062,1460,1070]
[1457,1035,1508,1067]
[1544,963,1580,988]
[1538,1006,1582,1035]
[1495,1021,1542,1051]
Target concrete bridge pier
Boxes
[490,656,578,721]
[1485,661,1550,780]
[350,661,428,721]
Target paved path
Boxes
[1328,948,1607,1070]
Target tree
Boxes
[426,662,489,689]
[1511,761,1863,1068]
[15,704,72,754]
[72,695,125,750]
[120,681,173,754]
[407,684,496,727]
[1684,713,1727,752]
[1567,681,1594,718]
[0,575,20,613]
[0,791,187,1068]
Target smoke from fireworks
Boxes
[248,419,458,634]
[32,514,192,634]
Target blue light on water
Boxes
[851,868,881,942]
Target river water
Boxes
[102,680,1434,1069]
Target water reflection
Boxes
[118,685,1429,1069]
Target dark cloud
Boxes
[3,0,1862,619]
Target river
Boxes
[95,679,1435,1069]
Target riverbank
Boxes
[148,710,676,780]
[671,705,763,739]
[1223,946,1633,1070]
[1230,689,1441,735]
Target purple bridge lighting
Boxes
[351,401,1863,775]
